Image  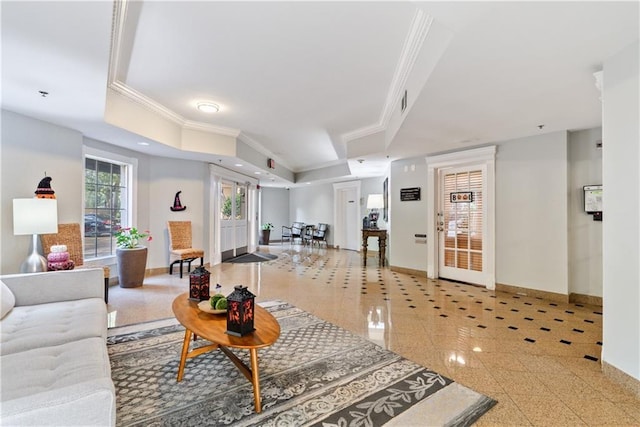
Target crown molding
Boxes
[107,0,127,86]
[341,123,386,144]
[341,9,433,144]
[108,0,241,140]
[109,80,185,124]
[183,121,240,137]
[380,9,433,126]
[237,132,293,171]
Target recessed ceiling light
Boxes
[235,163,243,167]
[254,171,261,175]
[197,102,220,113]
[137,142,150,146]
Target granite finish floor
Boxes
[106,245,639,426]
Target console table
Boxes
[362,228,387,266]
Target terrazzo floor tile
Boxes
[562,398,639,426]
[105,245,638,426]
[473,393,532,426]
[510,394,586,426]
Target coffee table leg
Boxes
[177,329,193,382]
[249,348,262,413]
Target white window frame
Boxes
[83,146,138,261]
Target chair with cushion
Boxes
[167,221,204,278]
[281,222,304,244]
[302,224,315,246]
[312,223,329,247]
[41,223,111,302]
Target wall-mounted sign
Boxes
[400,187,421,201]
[267,158,275,169]
[450,191,473,203]
[583,185,602,213]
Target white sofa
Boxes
[0,268,115,426]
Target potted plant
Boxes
[260,223,273,245]
[115,227,152,288]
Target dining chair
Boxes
[281,222,305,244]
[167,221,204,278]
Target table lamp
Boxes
[366,194,384,228]
[13,198,58,273]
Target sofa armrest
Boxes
[0,268,104,307]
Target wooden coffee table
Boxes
[171,293,280,413]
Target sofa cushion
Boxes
[0,298,106,356]
[0,377,116,427]
[0,336,111,402]
[0,337,115,426]
[1,280,15,319]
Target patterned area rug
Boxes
[107,301,496,426]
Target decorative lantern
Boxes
[189,266,210,301]
[226,285,255,337]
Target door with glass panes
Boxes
[220,181,248,261]
[438,166,485,285]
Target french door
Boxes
[438,165,486,285]
[220,180,248,261]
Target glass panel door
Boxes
[439,166,485,285]
[220,180,248,261]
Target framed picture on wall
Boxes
[383,177,388,221]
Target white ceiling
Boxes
[2,1,638,187]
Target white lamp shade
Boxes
[13,198,58,235]
[366,194,384,209]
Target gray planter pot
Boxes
[116,246,147,288]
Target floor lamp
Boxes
[13,198,58,273]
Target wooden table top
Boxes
[172,293,280,349]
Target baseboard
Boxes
[146,267,170,277]
[495,282,568,303]
[602,361,640,398]
[569,292,602,306]
[109,264,212,286]
[389,265,427,277]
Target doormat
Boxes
[224,252,278,263]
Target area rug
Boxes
[107,301,496,426]
[224,252,278,263]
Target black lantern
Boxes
[189,266,210,301]
[226,285,255,337]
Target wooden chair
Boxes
[41,223,111,302]
[281,222,304,244]
[167,221,204,278]
[312,223,329,247]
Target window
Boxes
[84,154,131,259]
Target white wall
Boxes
[495,131,569,295]
[602,40,639,381]
[1,110,84,274]
[0,110,213,276]
[389,158,428,271]
[289,183,334,246]
[147,157,208,270]
[287,178,383,249]
[260,187,290,240]
[567,128,603,297]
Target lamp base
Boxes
[19,234,47,273]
